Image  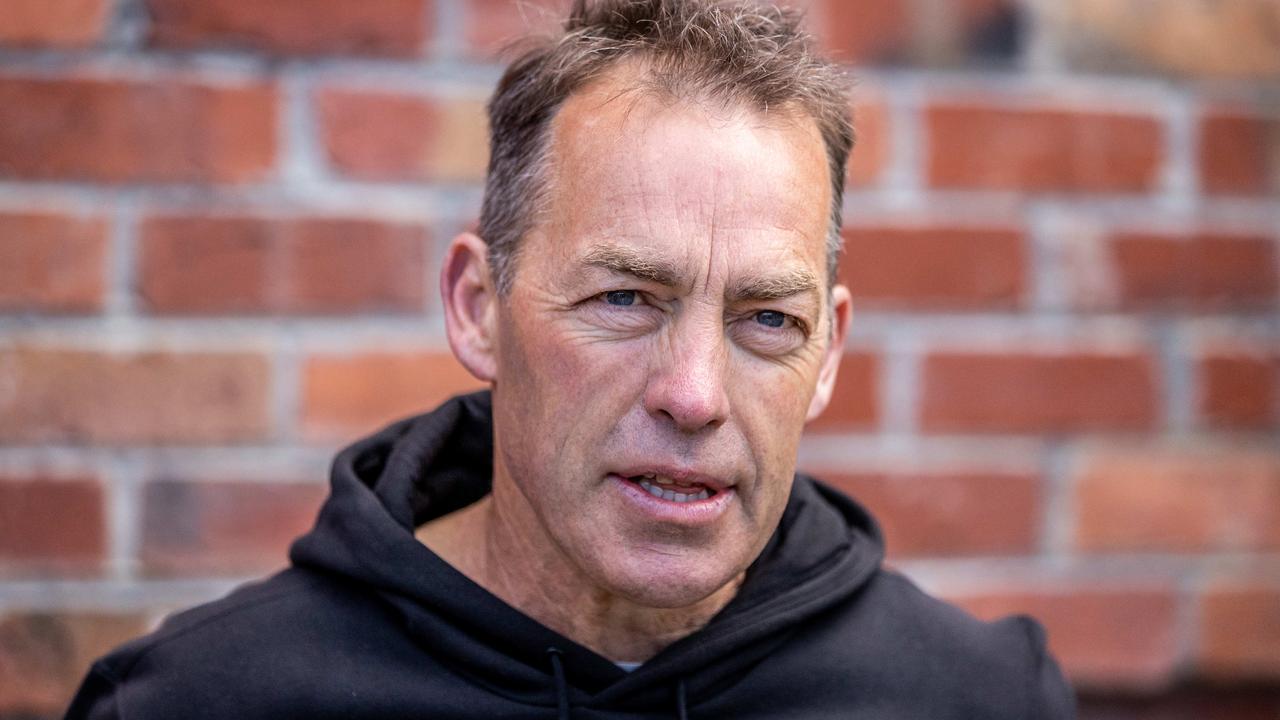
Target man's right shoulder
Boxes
[66,568,421,719]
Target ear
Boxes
[441,232,498,383]
[805,283,853,422]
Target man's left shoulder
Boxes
[788,568,1076,718]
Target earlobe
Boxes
[805,284,853,422]
[441,232,498,383]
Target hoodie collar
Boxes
[290,391,884,711]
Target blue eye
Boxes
[604,290,637,306]
[755,311,787,328]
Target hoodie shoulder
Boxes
[839,570,1076,718]
[67,569,435,719]
[92,570,323,677]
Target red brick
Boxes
[462,0,565,58]
[1078,689,1280,720]
[1111,232,1278,310]
[316,89,489,182]
[830,0,1026,68]
[139,215,428,314]
[302,352,487,440]
[839,225,1025,309]
[804,352,879,432]
[0,0,110,47]
[141,479,325,576]
[0,613,147,715]
[146,0,432,56]
[0,476,105,574]
[0,211,108,313]
[1052,0,1280,79]
[848,95,889,187]
[921,351,1157,433]
[814,0,912,64]
[945,0,1025,64]
[1075,450,1280,553]
[825,471,1040,557]
[0,348,271,443]
[0,76,276,183]
[953,588,1180,689]
[1200,353,1279,429]
[1200,112,1278,196]
[926,104,1163,193]
[1200,585,1280,680]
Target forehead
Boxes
[538,72,832,276]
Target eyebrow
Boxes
[581,243,685,287]
[728,269,820,303]
[580,241,820,302]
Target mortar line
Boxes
[104,196,139,321]
[1039,440,1074,565]
[104,453,142,584]
[1158,86,1198,214]
[1158,319,1196,437]
[880,327,921,439]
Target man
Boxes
[67,0,1075,717]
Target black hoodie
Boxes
[66,392,1075,719]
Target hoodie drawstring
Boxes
[546,647,690,720]
[546,647,571,720]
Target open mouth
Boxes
[626,473,717,504]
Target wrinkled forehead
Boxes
[549,65,827,184]
[540,70,832,273]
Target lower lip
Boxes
[610,474,735,524]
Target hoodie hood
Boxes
[290,391,884,715]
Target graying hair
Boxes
[480,0,854,293]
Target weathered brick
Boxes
[1075,449,1280,553]
[302,352,487,440]
[1077,686,1280,719]
[0,613,147,716]
[139,214,429,314]
[848,94,889,187]
[462,0,565,58]
[1200,111,1280,196]
[920,351,1157,433]
[141,479,325,576]
[953,588,1180,689]
[0,211,108,313]
[0,0,110,47]
[1200,585,1280,680]
[1110,232,1278,310]
[813,0,912,64]
[816,0,1026,67]
[1200,353,1279,429]
[0,348,271,443]
[0,76,277,183]
[317,89,489,183]
[1050,0,1280,79]
[825,471,1040,557]
[839,225,1025,309]
[926,0,1026,66]
[146,0,432,56]
[804,353,879,432]
[0,476,105,574]
[926,104,1163,193]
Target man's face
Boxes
[489,76,842,608]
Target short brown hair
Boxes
[479,0,854,293]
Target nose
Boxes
[643,315,730,433]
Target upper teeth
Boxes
[637,477,710,503]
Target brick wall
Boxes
[1,0,1277,717]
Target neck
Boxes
[416,478,743,663]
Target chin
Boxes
[595,547,747,609]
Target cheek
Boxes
[496,309,649,450]
[728,359,813,473]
